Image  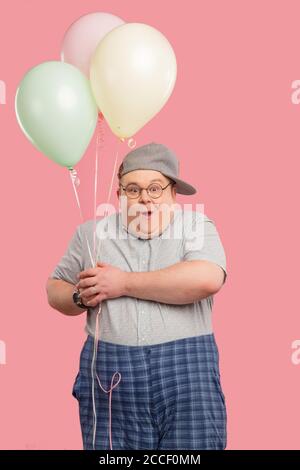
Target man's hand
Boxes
[75,262,128,307]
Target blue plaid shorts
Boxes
[72,333,227,450]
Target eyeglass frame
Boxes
[119,181,175,199]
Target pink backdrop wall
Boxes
[0,0,299,449]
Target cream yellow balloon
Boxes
[90,23,177,139]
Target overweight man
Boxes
[46,142,228,450]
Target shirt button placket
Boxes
[138,242,150,345]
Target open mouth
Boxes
[140,210,153,218]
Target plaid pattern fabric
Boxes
[72,334,227,450]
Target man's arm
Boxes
[46,278,87,316]
[124,259,225,305]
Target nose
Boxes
[138,188,152,203]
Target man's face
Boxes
[117,169,177,239]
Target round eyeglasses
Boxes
[120,181,174,199]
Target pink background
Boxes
[0,0,299,450]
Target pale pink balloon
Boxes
[61,12,125,77]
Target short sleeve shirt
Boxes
[50,209,227,346]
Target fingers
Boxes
[77,263,108,282]
[76,263,109,306]
[77,268,99,280]
[79,285,99,299]
[84,293,107,307]
[96,262,107,267]
[76,277,97,289]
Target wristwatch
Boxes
[72,289,88,309]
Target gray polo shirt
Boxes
[50,209,227,346]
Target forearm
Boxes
[124,260,214,305]
[46,279,87,316]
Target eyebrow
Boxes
[123,178,165,185]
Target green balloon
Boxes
[15,61,98,168]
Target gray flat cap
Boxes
[118,142,197,195]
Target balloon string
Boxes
[93,114,105,265]
[92,301,121,450]
[69,168,94,267]
[95,139,120,262]
[69,124,123,449]
[91,132,122,451]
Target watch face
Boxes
[73,290,86,308]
